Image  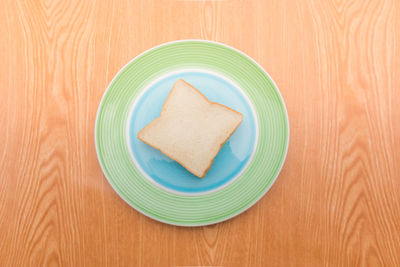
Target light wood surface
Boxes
[1,0,400,266]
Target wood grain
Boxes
[1,0,400,266]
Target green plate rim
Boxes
[95,40,290,226]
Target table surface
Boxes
[1,0,400,266]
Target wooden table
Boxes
[1,0,400,266]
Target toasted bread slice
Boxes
[138,79,243,178]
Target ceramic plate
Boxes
[95,40,289,226]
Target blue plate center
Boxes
[128,70,257,194]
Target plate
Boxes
[95,40,289,226]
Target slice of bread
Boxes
[138,79,243,178]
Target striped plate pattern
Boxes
[95,40,289,226]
